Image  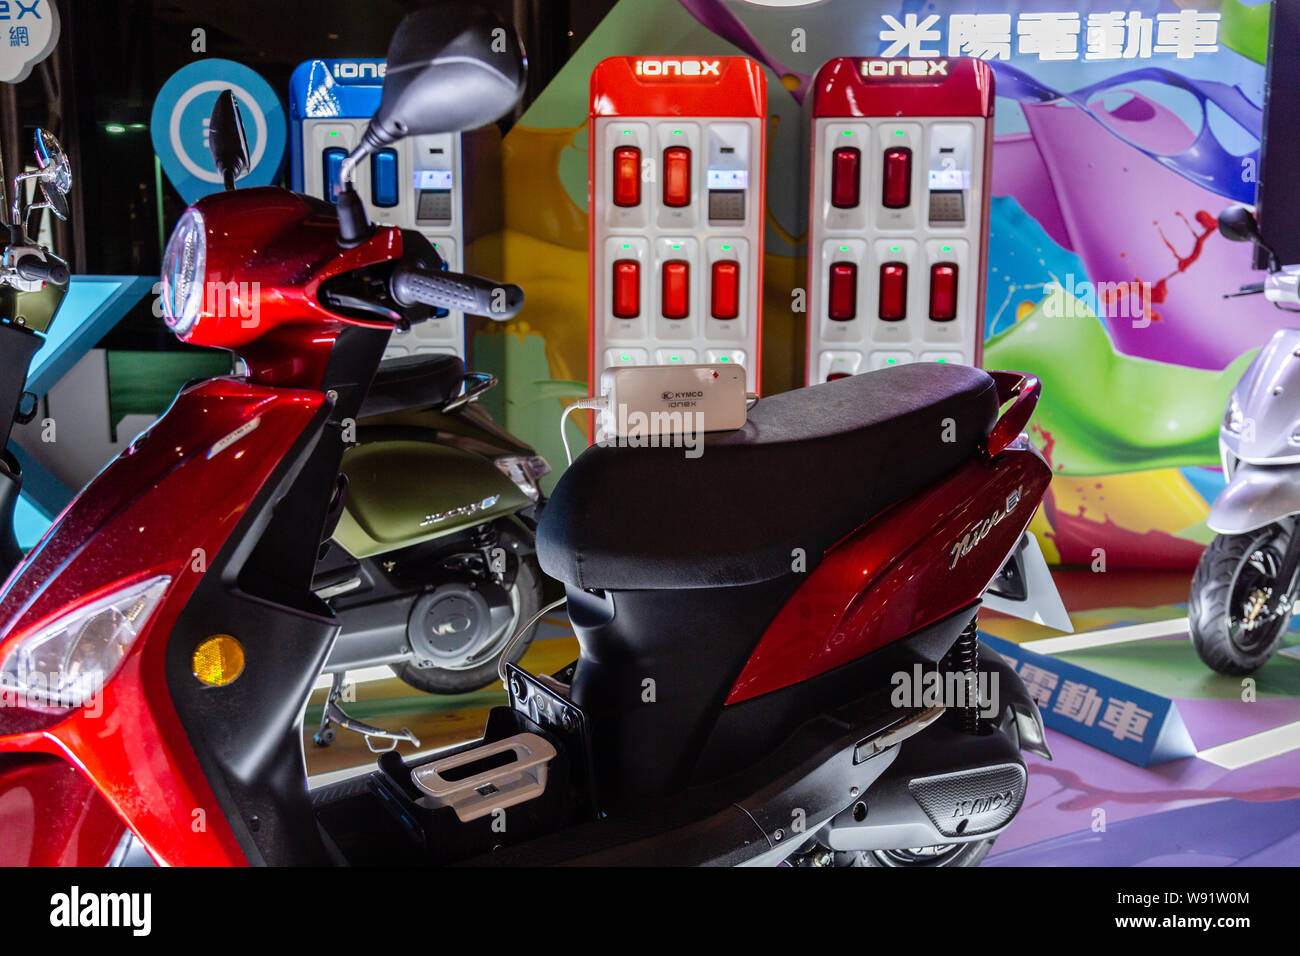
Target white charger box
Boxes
[596,363,748,440]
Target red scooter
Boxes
[0,6,1052,867]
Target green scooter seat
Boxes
[360,353,466,418]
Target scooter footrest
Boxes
[410,732,556,823]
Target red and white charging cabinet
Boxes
[588,56,767,395]
[806,57,994,384]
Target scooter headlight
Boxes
[160,207,207,337]
[0,575,170,710]
[494,454,551,502]
[1223,395,1244,434]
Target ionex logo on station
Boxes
[858,59,949,78]
[332,61,386,81]
[634,58,722,77]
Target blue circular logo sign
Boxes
[151,59,287,204]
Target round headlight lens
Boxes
[160,207,206,336]
[1224,395,1243,434]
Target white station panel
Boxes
[806,58,994,384]
[588,57,768,395]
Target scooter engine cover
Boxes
[407,579,513,667]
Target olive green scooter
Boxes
[311,352,549,746]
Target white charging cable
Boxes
[559,396,608,466]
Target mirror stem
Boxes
[337,143,373,247]
[9,174,26,226]
[336,184,370,247]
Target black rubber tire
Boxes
[390,550,544,695]
[852,838,995,868]
[1189,527,1293,675]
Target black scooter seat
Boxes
[537,362,1000,590]
[360,353,466,418]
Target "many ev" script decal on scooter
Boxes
[948,486,1020,569]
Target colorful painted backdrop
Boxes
[476,0,1273,569]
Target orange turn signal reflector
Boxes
[193,634,245,687]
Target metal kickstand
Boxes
[313,672,421,753]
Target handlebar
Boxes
[390,265,523,321]
[14,254,68,286]
[1224,281,1264,298]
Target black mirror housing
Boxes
[1218,204,1261,244]
[209,90,251,190]
[365,3,526,150]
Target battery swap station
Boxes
[289,58,503,361]
[806,57,993,384]
[588,56,767,395]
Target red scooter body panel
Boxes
[0,378,326,864]
[177,187,403,389]
[727,437,1050,704]
[0,754,125,866]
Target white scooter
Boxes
[1190,205,1300,673]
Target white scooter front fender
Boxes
[1207,461,1300,535]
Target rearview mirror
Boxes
[1218,205,1260,244]
[35,180,67,222]
[366,2,525,149]
[331,2,526,245]
[1218,203,1280,271]
[208,90,251,190]
[33,129,71,195]
[10,128,73,232]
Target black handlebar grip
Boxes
[391,267,523,320]
[15,255,69,286]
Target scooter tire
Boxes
[390,552,544,695]
[1189,528,1292,676]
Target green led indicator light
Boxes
[839,245,850,252]
[722,244,732,250]
[671,355,680,361]
[622,129,633,135]
[937,358,947,364]
[672,244,681,249]
[890,245,900,252]
[622,243,631,249]
[941,245,952,252]
[672,129,683,135]
[621,355,631,362]
[894,130,905,136]
[841,130,852,136]
[887,358,897,365]
[719,356,730,362]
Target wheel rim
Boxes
[1226,535,1287,654]
[872,844,963,867]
